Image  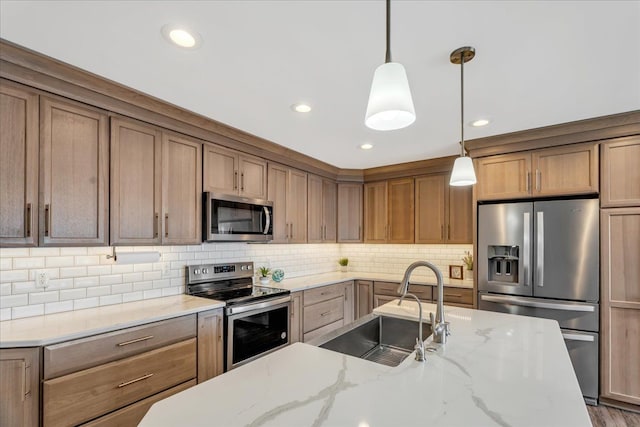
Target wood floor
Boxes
[587,404,640,427]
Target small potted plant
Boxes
[462,251,473,272]
[258,266,271,285]
[338,257,349,273]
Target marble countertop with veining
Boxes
[140,300,590,427]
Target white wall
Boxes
[0,243,471,321]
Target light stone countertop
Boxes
[262,271,474,292]
[0,295,224,348]
[140,300,590,427]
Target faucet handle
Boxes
[414,337,425,362]
[429,311,435,326]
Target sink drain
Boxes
[425,347,438,353]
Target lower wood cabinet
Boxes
[355,280,373,319]
[0,347,40,427]
[434,287,474,309]
[196,308,224,383]
[373,281,473,309]
[290,292,303,344]
[302,281,353,342]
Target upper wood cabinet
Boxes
[0,82,39,247]
[0,348,40,427]
[601,136,640,208]
[307,174,336,243]
[267,163,307,243]
[203,144,267,199]
[40,97,109,246]
[337,183,363,243]
[364,178,414,243]
[476,143,598,201]
[415,174,472,244]
[162,133,202,244]
[601,207,640,406]
[111,117,202,245]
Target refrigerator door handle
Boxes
[562,333,595,342]
[536,211,544,287]
[479,294,595,312]
[523,212,530,286]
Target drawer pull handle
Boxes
[117,373,154,388]
[117,335,154,347]
[320,311,331,317]
[447,293,463,297]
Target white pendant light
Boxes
[450,47,477,186]
[365,0,415,131]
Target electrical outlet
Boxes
[162,263,171,277]
[37,271,50,289]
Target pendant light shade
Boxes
[365,0,415,131]
[449,46,477,186]
[365,62,416,131]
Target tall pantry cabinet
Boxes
[600,135,640,407]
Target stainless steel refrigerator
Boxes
[477,198,600,405]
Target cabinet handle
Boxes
[448,225,451,240]
[320,311,331,317]
[358,225,361,240]
[285,223,289,239]
[117,373,154,388]
[154,213,159,238]
[44,204,50,237]
[441,225,444,240]
[25,203,31,237]
[536,169,541,191]
[165,214,169,238]
[384,225,388,239]
[117,335,154,346]
[526,172,531,193]
[447,293,462,298]
[290,223,294,239]
[234,171,238,190]
[23,362,31,398]
[240,173,244,191]
[217,316,222,342]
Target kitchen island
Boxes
[139,300,591,427]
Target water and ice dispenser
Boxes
[487,246,519,283]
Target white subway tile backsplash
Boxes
[133,281,153,292]
[0,257,11,270]
[0,294,28,309]
[45,300,74,314]
[87,265,112,276]
[29,247,60,257]
[100,274,123,286]
[60,288,87,301]
[111,264,134,274]
[73,297,99,310]
[1,248,30,257]
[143,289,162,299]
[74,255,100,266]
[0,307,11,321]
[86,286,111,298]
[122,291,143,303]
[46,278,74,291]
[1,283,11,296]
[74,276,100,288]
[12,281,37,294]
[99,294,123,306]
[111,283,132,294]
[59,247,88,256]
[12,304,44,319]
[60,266,87,278]
[29,291,59,304]
[0,269,29,284]
[13,257,45,269]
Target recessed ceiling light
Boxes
[291,103,312,113]
[161,24,202,49]
[471,119,490,127]
[360,143,374,150]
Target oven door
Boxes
[205,192,273,242]
[226,297,290,370]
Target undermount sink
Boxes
[308,314,431,367]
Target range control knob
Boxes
[202,268,208,274]
[194,269,200,275]
[247,265,252,270]
[241,265,246,270]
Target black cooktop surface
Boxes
[191,285,289,306]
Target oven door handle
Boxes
[226,296,291,315]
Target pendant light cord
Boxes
[385,0,391,63]
[460,52,465,157]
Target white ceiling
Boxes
[1,1,639,169]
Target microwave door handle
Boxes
[263,206,271,235]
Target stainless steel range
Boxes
[186,262,290,370]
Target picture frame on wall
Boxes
[449,265,464,280]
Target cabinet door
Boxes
[239,155,267,199]
[267,163,288,243]
[307,174,323,243]
[323,179,337,242]
[0,82,39,247]
[197,309,224,382]
[162,133,202,244]
[415,175,446,243]
[203,144,238,194]
[601,208,640,405]
[290,292,303,344]
[374,294,396,308]
[533,143,598,197]
[40,97,109,246]
[355,280,373,319]
[447,183,472,243]
[287,168,307,243]
[110,117,162,245]
[601,136,640,207]
[364,181,387,243]
[0,348,40,427]
[476,153,531,200]
[388,178,414,243]
[337,183,363,243]
[343,281,355,325]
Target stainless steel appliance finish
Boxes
[203,192,273,242]
[477,198,600,405]
[186,262,290,371]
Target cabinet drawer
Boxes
[80,379,196,427]
[304,283,345,306]
[303,319,344,343]
[43,338,196,427]
[374,281,432,301]
[304,297,344,333]
[436,287,473,306]
[44,315,196,379]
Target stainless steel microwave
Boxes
[203,192,273,242]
